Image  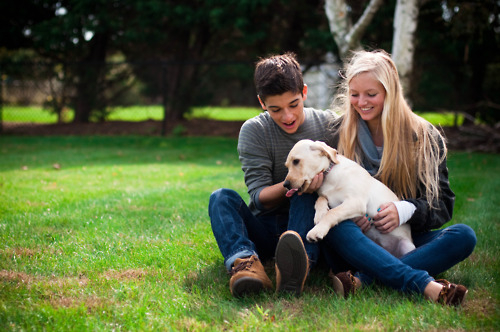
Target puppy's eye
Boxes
[293,159,300,165]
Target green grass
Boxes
[106,105,165,121]
[0,136,498,331]
[415,111,464,127]
[2,105,462,126]
[2,105,65,123]
[1,105,262,123]
[186,106,262,121]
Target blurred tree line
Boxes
[0,0,499,125]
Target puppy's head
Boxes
[284,139,339,197]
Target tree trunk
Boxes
[391,0,420,100]
[73,32,109,123]
[324,0,384,59]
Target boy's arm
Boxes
[259,169,325,210]
[258,182,288,210]
[238,119,280,213]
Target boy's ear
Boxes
[302,84,308,102]
[257,95,267,110]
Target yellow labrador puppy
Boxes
[284,139,415,258]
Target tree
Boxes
[22,0,134,123]
[391,0,420,97]
[119,0,335,120]
[3,0,335,122]
[413,0,500,125]
[325,0,419,95]
[324,0,384,59]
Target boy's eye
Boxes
[290,103,298,108]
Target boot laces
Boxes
[230,258,255,275]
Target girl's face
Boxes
[258,85,308,134]
[349,72,386,124]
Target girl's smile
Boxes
[349,72,386,124]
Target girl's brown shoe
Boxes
[330,270,357,298]
[436,279,468,306]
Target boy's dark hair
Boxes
[254,52,304,102]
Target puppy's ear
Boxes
[310,141,339,164]
[324,146,339,164]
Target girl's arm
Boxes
[405,138,455,232]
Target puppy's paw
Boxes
[306,224,329,243]
[306,230,320,243]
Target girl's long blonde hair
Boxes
[335,50,446,208]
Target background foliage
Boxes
[0,0,499,124]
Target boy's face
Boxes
[258,85,308,134]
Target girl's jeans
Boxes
[209,189,476,294]
[208,188,319,272]
[321,220,476,293]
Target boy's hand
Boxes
[299,172,324,195]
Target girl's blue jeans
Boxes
[208,188,476,294]
[321,220,476,293]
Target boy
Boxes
[208,53,336,297]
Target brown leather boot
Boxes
[229,255,272,297]
[436,279,468,306]
[275,230,309,296]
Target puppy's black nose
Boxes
[283,180,291,189]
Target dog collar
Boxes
[323,162,335,176]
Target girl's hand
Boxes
[372,203,400,234]
[352,215,371,233]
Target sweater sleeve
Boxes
[405,136,455,232]
[237,118,273,213]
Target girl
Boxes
[323,50,476,306]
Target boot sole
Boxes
[275,231,308,296]
[330,274,345,297]
[232,276,264,297]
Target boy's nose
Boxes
[282,108,294,121]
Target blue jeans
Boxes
[320,220,476,294]
[208,188,319,271]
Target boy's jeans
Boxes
[208,188,319,272]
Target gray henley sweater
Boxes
[237,107,337,216]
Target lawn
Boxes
[1,105,263,123]
[0,134,498,331]
[1,105,463,127]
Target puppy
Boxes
[284,139,415,258]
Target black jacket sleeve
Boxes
[405,136,455,233]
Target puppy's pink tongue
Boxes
[285,188,298,197]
